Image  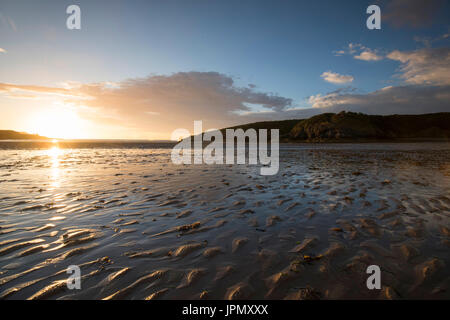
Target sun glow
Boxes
[47,145,62,188]
[32,107,84,139]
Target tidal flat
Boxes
[0,142,449,299]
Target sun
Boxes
[32,107,83,139]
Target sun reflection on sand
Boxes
[48,143,62,188]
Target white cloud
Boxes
[354,50,383,61]
[321,71,354,84]
[335,43,383,62]
[348,43,361,54]
[387,47,450,85]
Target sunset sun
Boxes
[31,107,83,139]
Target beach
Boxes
[0,142,449,299]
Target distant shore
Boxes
[0,130,50,141]
[223,111,450,143]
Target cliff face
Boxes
[289,112,450,141]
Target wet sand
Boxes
[0,142,449,299]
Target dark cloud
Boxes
[382,0,445,28]
[307,85,450,114]
[238,85,450,123]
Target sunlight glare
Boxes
[47,145,62,188]
[33,107,83,139]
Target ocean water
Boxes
[0,141,449,299]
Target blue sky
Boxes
[0,0,449,139]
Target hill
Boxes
[224,112,450,142]
[0,130,50,140]
[224,119,301,140]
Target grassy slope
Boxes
[224,119,302,139]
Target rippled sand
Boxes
[0,142,449,299]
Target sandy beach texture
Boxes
[0,142,449,299]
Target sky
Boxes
[0,0,449,139]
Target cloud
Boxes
[413,33,449,47]
[0,48,6,53]
[333,50,345,56]
[306,85,450,112]
[235,84,450,125]
[279,85,449,120]
[348,43,360,54]
[321,85,449,113]
[354,50,383,61]
[1,71,448,138]
[0,82,87,99]
[334,43,383,61]
[382,0,445,28]
[0,72,292,134]
[321,71,354,84]
[335,44,449,85]
[387,47,450,85]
